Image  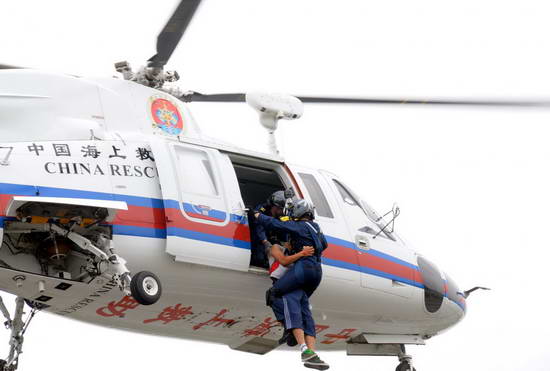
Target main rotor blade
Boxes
[181,91,550,108]
[295,96,550,108]
[147,0,202,69]
[0,63,24,69]
[181,92,246,102]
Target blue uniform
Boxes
[250,203,288,268]
[271,289,316,337]
[256,214,328,298]
[252,202,289,244]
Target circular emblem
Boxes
[150,98,184,135]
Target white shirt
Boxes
[268,244,290,280]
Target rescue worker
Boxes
[249,190,288,268]
[264,208,316,348]
[254,199,328,298]
[254,199,330,369]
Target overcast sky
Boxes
[1,1,550,370]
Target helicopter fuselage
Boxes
[0,69,464,351]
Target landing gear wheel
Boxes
[130,271,162,305]
[395,361,416,371]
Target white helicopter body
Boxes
[0,70,464,354]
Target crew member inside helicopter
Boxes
[249,190,289,268]
[254,199,330,369]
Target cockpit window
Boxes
[417,256,445,313]
[333,179,396,241]
[333,179,360,206]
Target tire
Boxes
[130,271,162,305]
[395,362,417,371]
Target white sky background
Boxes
[1,0,550,370]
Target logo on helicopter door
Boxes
[149,97,184,136]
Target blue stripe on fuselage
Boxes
[0,183,425,290]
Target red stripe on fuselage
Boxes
[324,243,359,265]
[0,194,13,217]
[112,205,166,229]
[357,252,417,281]
[184,211,226,223]
[111,206,248,242]
[325,243,419,284]
[414,269,425,285]
[165,208,250,242]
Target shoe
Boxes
[301,349,317,362]
[303,354,330,370]
[278,330,290,345]
[286,332,298,347]
[277,330,298,347]
[265,288,273,307]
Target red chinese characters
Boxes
[314,324,329,335]
[321,328,356,344]
[193,309,236,331]
[143,304,194,325]
[242,317,281,337]
[96,296,140,318]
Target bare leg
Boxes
[305,335,316,351]
[292,328,306,346]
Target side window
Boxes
[174,146,218,196]
[298,173,334,218]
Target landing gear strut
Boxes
[49,224,161,305]
[0,296,40,370]
[346,339,419,371]
[396,345,416,371]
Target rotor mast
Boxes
[115,0,202,91]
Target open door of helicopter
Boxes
[150,140,251,271]
[225,154,296,269]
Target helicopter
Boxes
[8,0,550,370]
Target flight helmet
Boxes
[290,199,315,220]
[268,190,286,208]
